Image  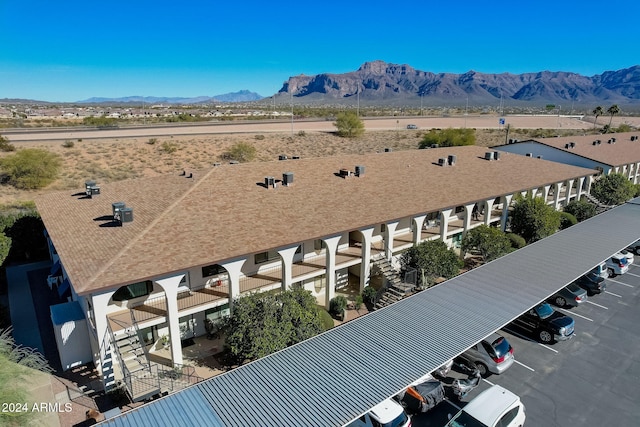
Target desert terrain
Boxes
[1,114,638,205]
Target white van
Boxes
[346,398,411,427]
[445,385,525,427]
[591,262,608,280]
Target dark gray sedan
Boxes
[548,281,588,308]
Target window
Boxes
[254,250,279,264]
[202,264,225,278]
[496,406,520,427]
[313,239,325,250]
[112,281,153,301]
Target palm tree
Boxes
[592,106,603,129]
[607,104,620,130]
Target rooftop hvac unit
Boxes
[431,144,439,149]
[282,172,293,186]
[265,176,275,188]
[213,162,221,167]
[525,153,533,157]
[85,180,96,191]
[120,207,133,224]
[611,137,616,142]
[537,155,543,159]
[355,165,365,176]
[339,168,351,177]
[484,152,494,161]
[278,155,288,161]
[565,144,570,149]
[384,148,392,152]
[229,160,239,164]
[112,202,126,219]
[447,155,457,166]
[593,141,598,145]
[508,139,514,144]
[493,151,501,160]
[85,180,100,197]
[570,142,576,148]
[438,158,447,166]
[292,155,301,159]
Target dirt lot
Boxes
[1,114,637,205]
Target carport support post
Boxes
[220,258,246,313]
[155,274,186,366]
[323,235,342,309]
[500,194,513,232]
[359,227,374,292]
[412,215,426,245]
[278,245,300,290]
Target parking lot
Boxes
[412,259,640,427]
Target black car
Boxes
[575,272,606,295]
[510,303,575,343]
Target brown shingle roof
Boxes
[532,132,640,166]
[35,145,595,295]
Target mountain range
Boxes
[278,60,640,107]
[76,90,263,104]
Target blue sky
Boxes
[1,0,638,102]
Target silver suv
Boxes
[456,333,515,377]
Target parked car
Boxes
[456,333,515,377]
[627,239,640,255]
[605,253,630,277]
[406,124,418,129]
[510,302,574,343]
[444,384,526,427]
[575,272,606,295]
[547,281,587,308]
[346,398,411,427]
[591,262,609,279]
[620,249,635,265]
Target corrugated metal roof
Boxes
[101,198,640,427]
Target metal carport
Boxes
[101,198,640,427]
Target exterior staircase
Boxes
[372,257,415,310]
[584,193,616,214]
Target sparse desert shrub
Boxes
[224,142,256,163]
[161,141,178,154]
[254,135,265,140]
[0,135,15,152]
[148,138,158,145]
[0,148,61,189]
[297,130,306,137]
[62,140,75,148]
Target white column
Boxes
[576,177,586,200]
[322,235,343,308]
[220,258,246,312]
[155,274,186,366]
[542,185,551,201]
[530,188,538,198]
[463,203,474,233]
[585,175,594,195]
[383,221,399,260]
[359,227,374,292]
[483,198,495,226]
[278,245,300,290]
[554,182,563,210]
[564,179,574,204]
[413,215,426,245]
[439,209,452,241]
[500,194,513,232]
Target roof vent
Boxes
[230,160,239,164]
[282,172,293,186]
[292,155,301,159]
[611,137,616,142]
[592,141,598,146]
[565,143,570,149]
[278,155,288,161]
[493,151,501,160]
[85,180,100,197]
[264,176,276,188]
[525,153,533,157]
[537,155,543,159]
[631,136,636,141]
[355,165,365,176]
[607,139,613,144]
[438,158,447,167]
[447,155,457,166]
[384,148,393,152]
[213,162,221,167]
[431,144,439,149]
[485,152,494,161]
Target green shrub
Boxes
[297,130,306,137]
[161,141,178,154]
[316,307,335,331]
[419,128,475,149]
[0,135,15,152]
[354,295,363,311]
[225,142,256,163]
[559,212,578,230]
[0,148,61,189]
[506,233,526,249]
[329,295,348,317]
[254,135,265,140]
[62,140,74,148]
[147,138,158,145]
[362,286,377,305]
[564,199,597,222]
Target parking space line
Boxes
[558,308,593,321]
[586,300,608,309]
[514,360,535,372]
[605,290,622,297]
[482,378,494,386]
[607,278,634,288]
[624,271,640,278]
[501,328,559,353]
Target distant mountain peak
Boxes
[76,90,263,104]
